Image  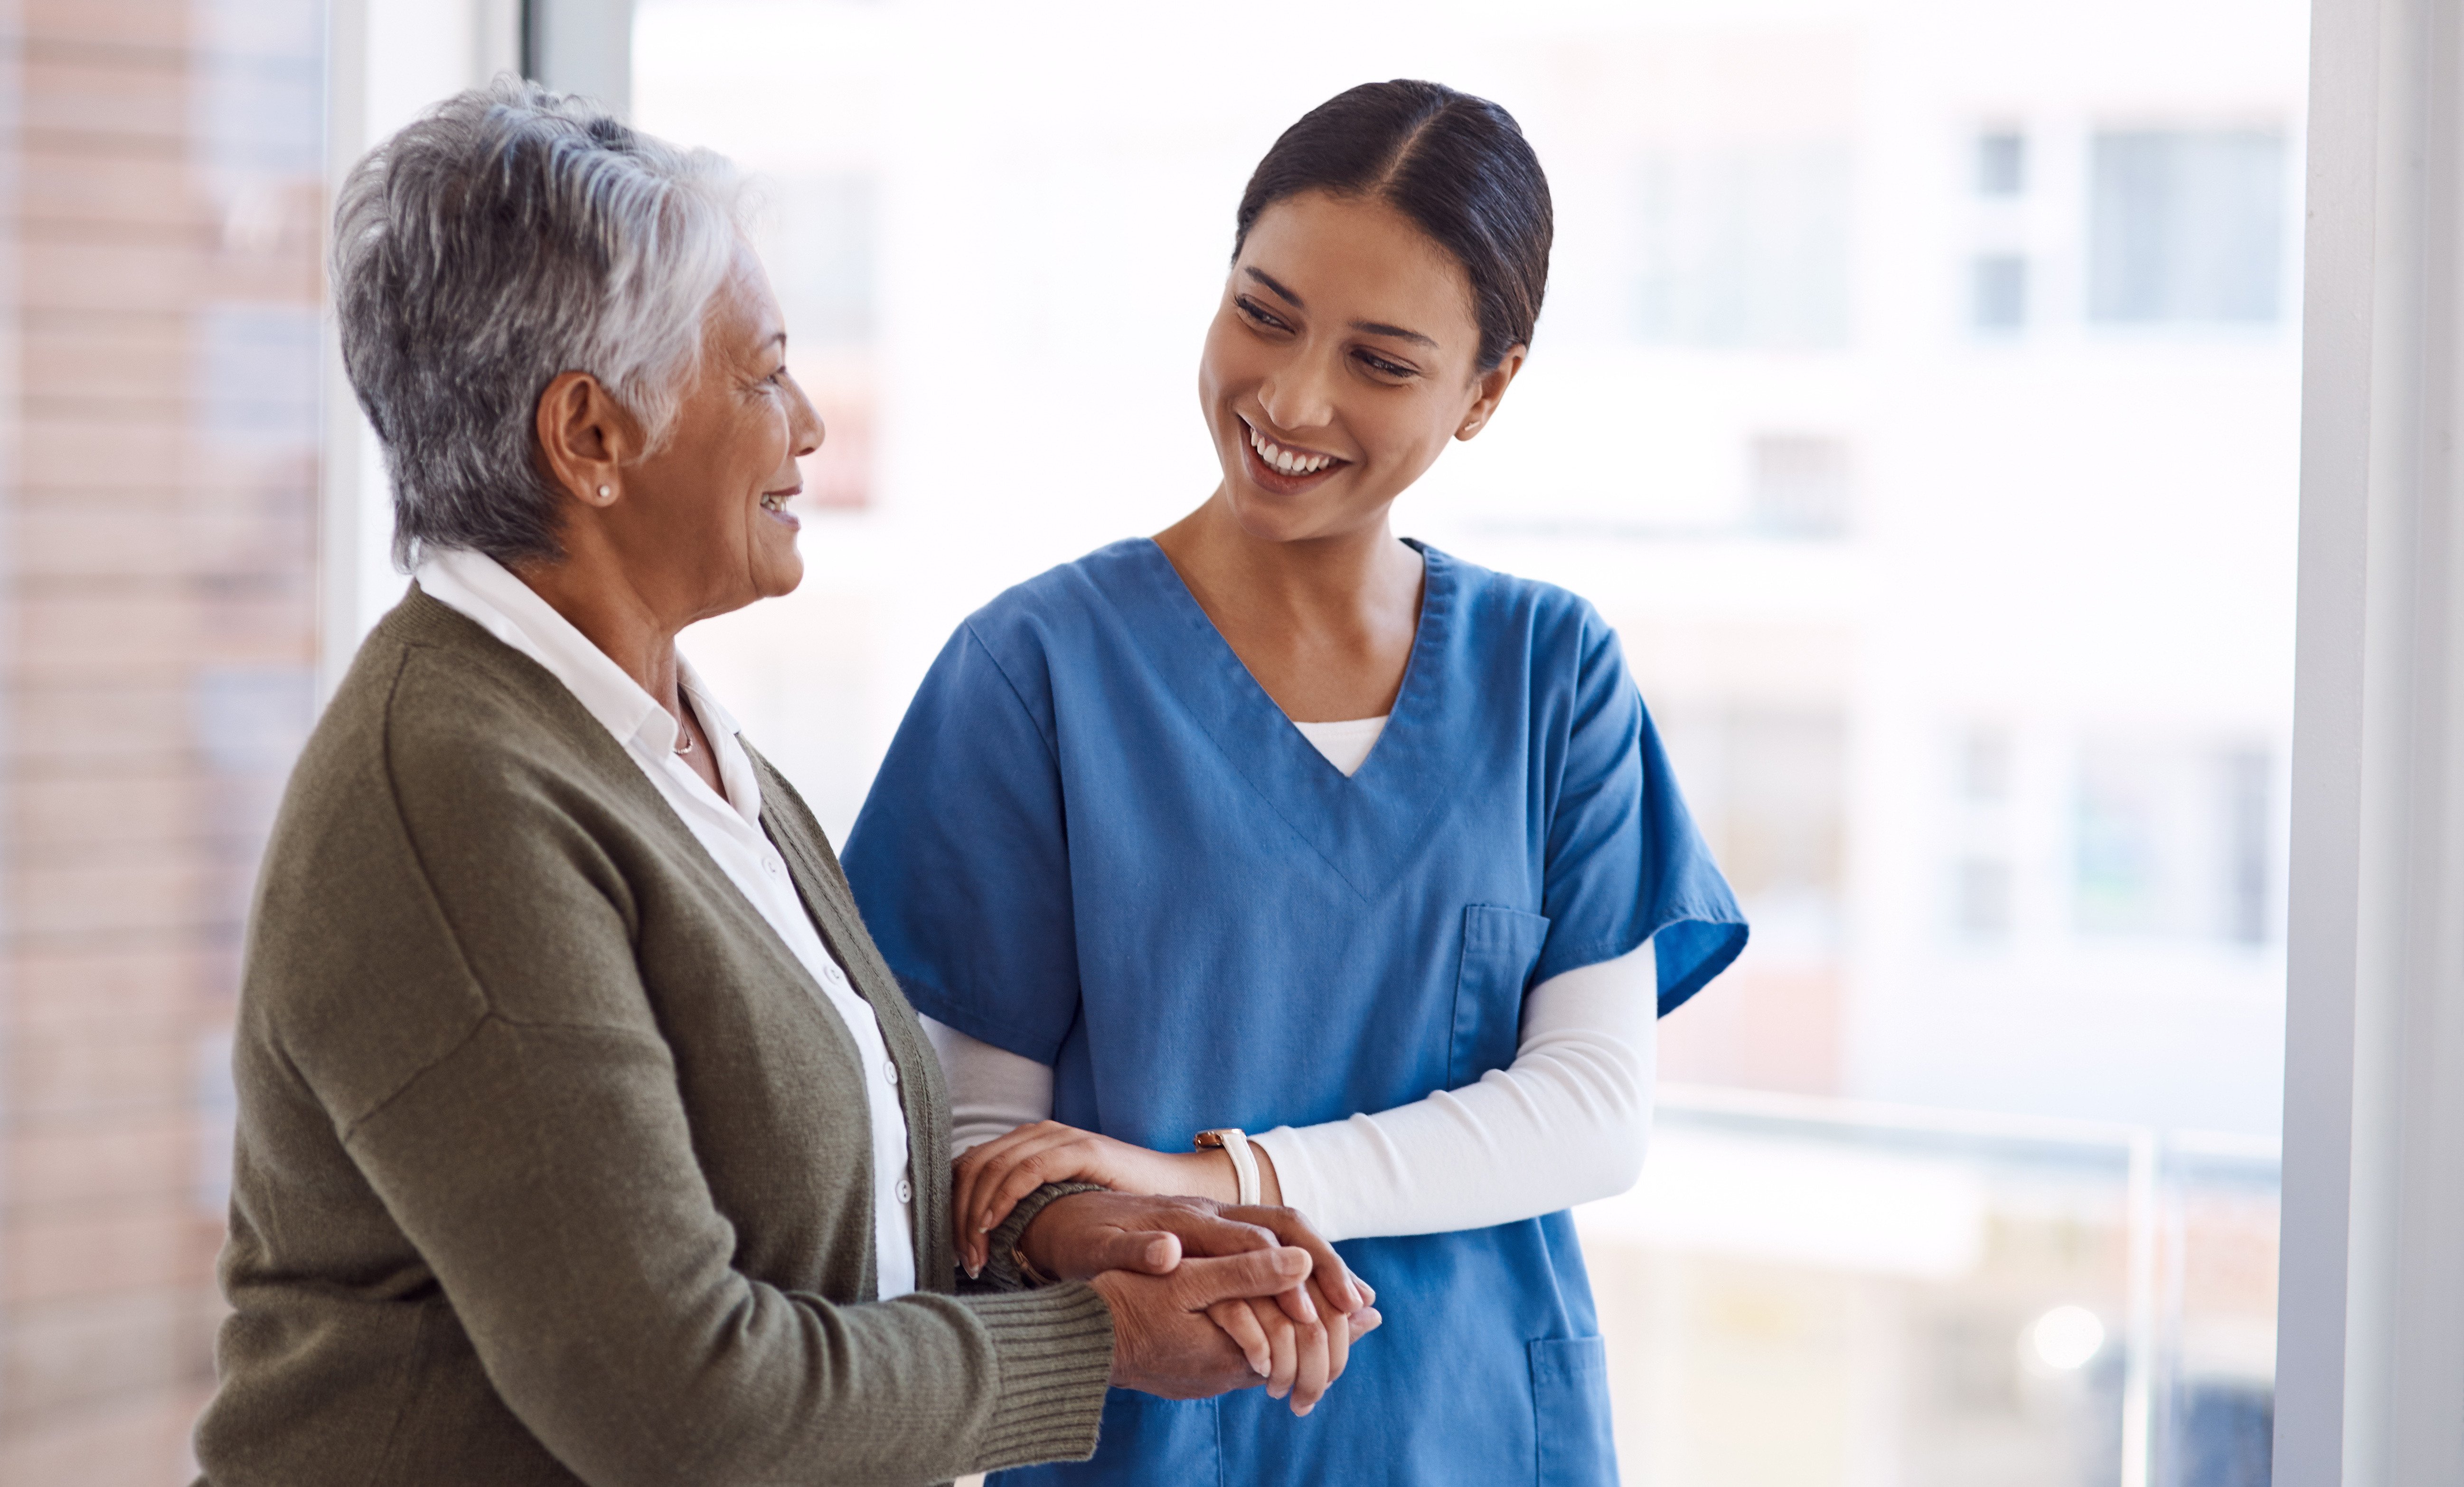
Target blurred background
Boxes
[0,0,2302,1481]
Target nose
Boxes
[786,370,824,458]
[1256,344,1339,437]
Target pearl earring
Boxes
[597,484,611,499]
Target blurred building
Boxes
[0,0,325,1478]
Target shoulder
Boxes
[958,539,1157,656]
[932,539,1166,709]
[269,589,654,941]
[250,593,668,1115]
[1423,543,1622,681]
[298,593,624,828]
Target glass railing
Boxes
[1576,1086,2279,1487]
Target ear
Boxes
[534,370,641,508]
[1454,344,1528,442]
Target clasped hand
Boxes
[1012,1189,1381,1416]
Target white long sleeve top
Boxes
[417,549,919,1296]
[924,715,1658,1245]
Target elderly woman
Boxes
[190,82,1374,1487]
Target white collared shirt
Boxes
[417,548,917,1298]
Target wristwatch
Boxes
[1193,1128,1260,1205]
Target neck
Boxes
[510,540,687,715]
[1155,490,1422,631]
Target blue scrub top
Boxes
[845,538,1746,1487]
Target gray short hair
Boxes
[332,78,743,569]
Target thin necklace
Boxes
[674,725,695,756]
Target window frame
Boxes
[2277,0,2464,1479]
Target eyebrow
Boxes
[1349,318,1436,348]
[1240,267,1438,348]
[1243,267,1304,307]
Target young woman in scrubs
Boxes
[843,80,1747,1486]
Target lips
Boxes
[759,488,801,528]
[1237,415,1350,492]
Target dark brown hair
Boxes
[1235,80,1553,372]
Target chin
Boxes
[756,556,805,599]
[1220,478,1355,546]
[1223,501,1316,546]
[733,545,802,602]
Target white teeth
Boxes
[1247,420,1337,478]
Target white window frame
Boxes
[2279,0,2464,1480]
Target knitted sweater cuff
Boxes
[963,1281,1116,1469]
[978,1182,1110,1291]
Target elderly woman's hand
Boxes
[956,1120,1286,1275]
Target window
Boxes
[197,303,322,449]
[1977,129,2028,195]
[1635,145,1855,348]
[0,1,329,1478]
[1961,727,2015,803]
[1954,856,2015,937]
[2074,739,2277,944]
[1972,252,2029,330]
[2088,130,2289,325]
[1746,434,1854,537]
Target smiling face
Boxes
[1197,190,1523,546]
[607,244,821,621]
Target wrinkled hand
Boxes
[956,1121,1202,1275]
[1022,1193,1381,1414]
[1021,1193,1368,1308]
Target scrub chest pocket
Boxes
[1449,904,1552,1088]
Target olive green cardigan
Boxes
[193,589,1114,1486]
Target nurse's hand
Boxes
[1204,1271,1381,1416]
[955,1120,1281,1276]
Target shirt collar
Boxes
[414,550,764,825]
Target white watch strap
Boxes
[1198,1128,1260,1205]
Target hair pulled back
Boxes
[1235,80,1552,372]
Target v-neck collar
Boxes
[1112,537,1467,904]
